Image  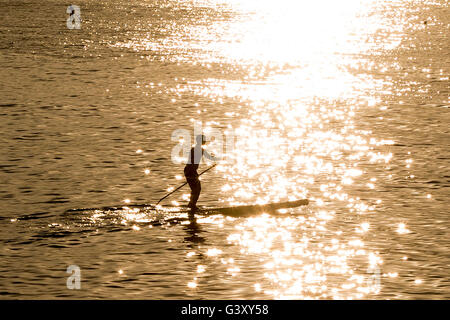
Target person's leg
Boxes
[190,178,201,208]
[186,178,195,207]
[185,166,195,207]
[187,178,201,208]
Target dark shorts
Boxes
[184,165,198,179]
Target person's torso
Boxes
[185,146,204,172]
[186,146,203,164]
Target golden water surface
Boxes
[0,0,448,299]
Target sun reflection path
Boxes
[177,1,401,298]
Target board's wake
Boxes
[66,199,309,218]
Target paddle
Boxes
[156,163,218,205]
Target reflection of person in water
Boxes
[184,134,218,210]
[184,214,205,244]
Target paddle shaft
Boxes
[156,163,217,205]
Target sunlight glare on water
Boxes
[109,0,440,299]
[1,0,448,299]
[148,0,403,299]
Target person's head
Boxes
[196,134,207,145]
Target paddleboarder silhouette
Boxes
[184,134,218,210]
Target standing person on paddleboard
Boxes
[184,134,218,210]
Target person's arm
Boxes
[203,149,220,161]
